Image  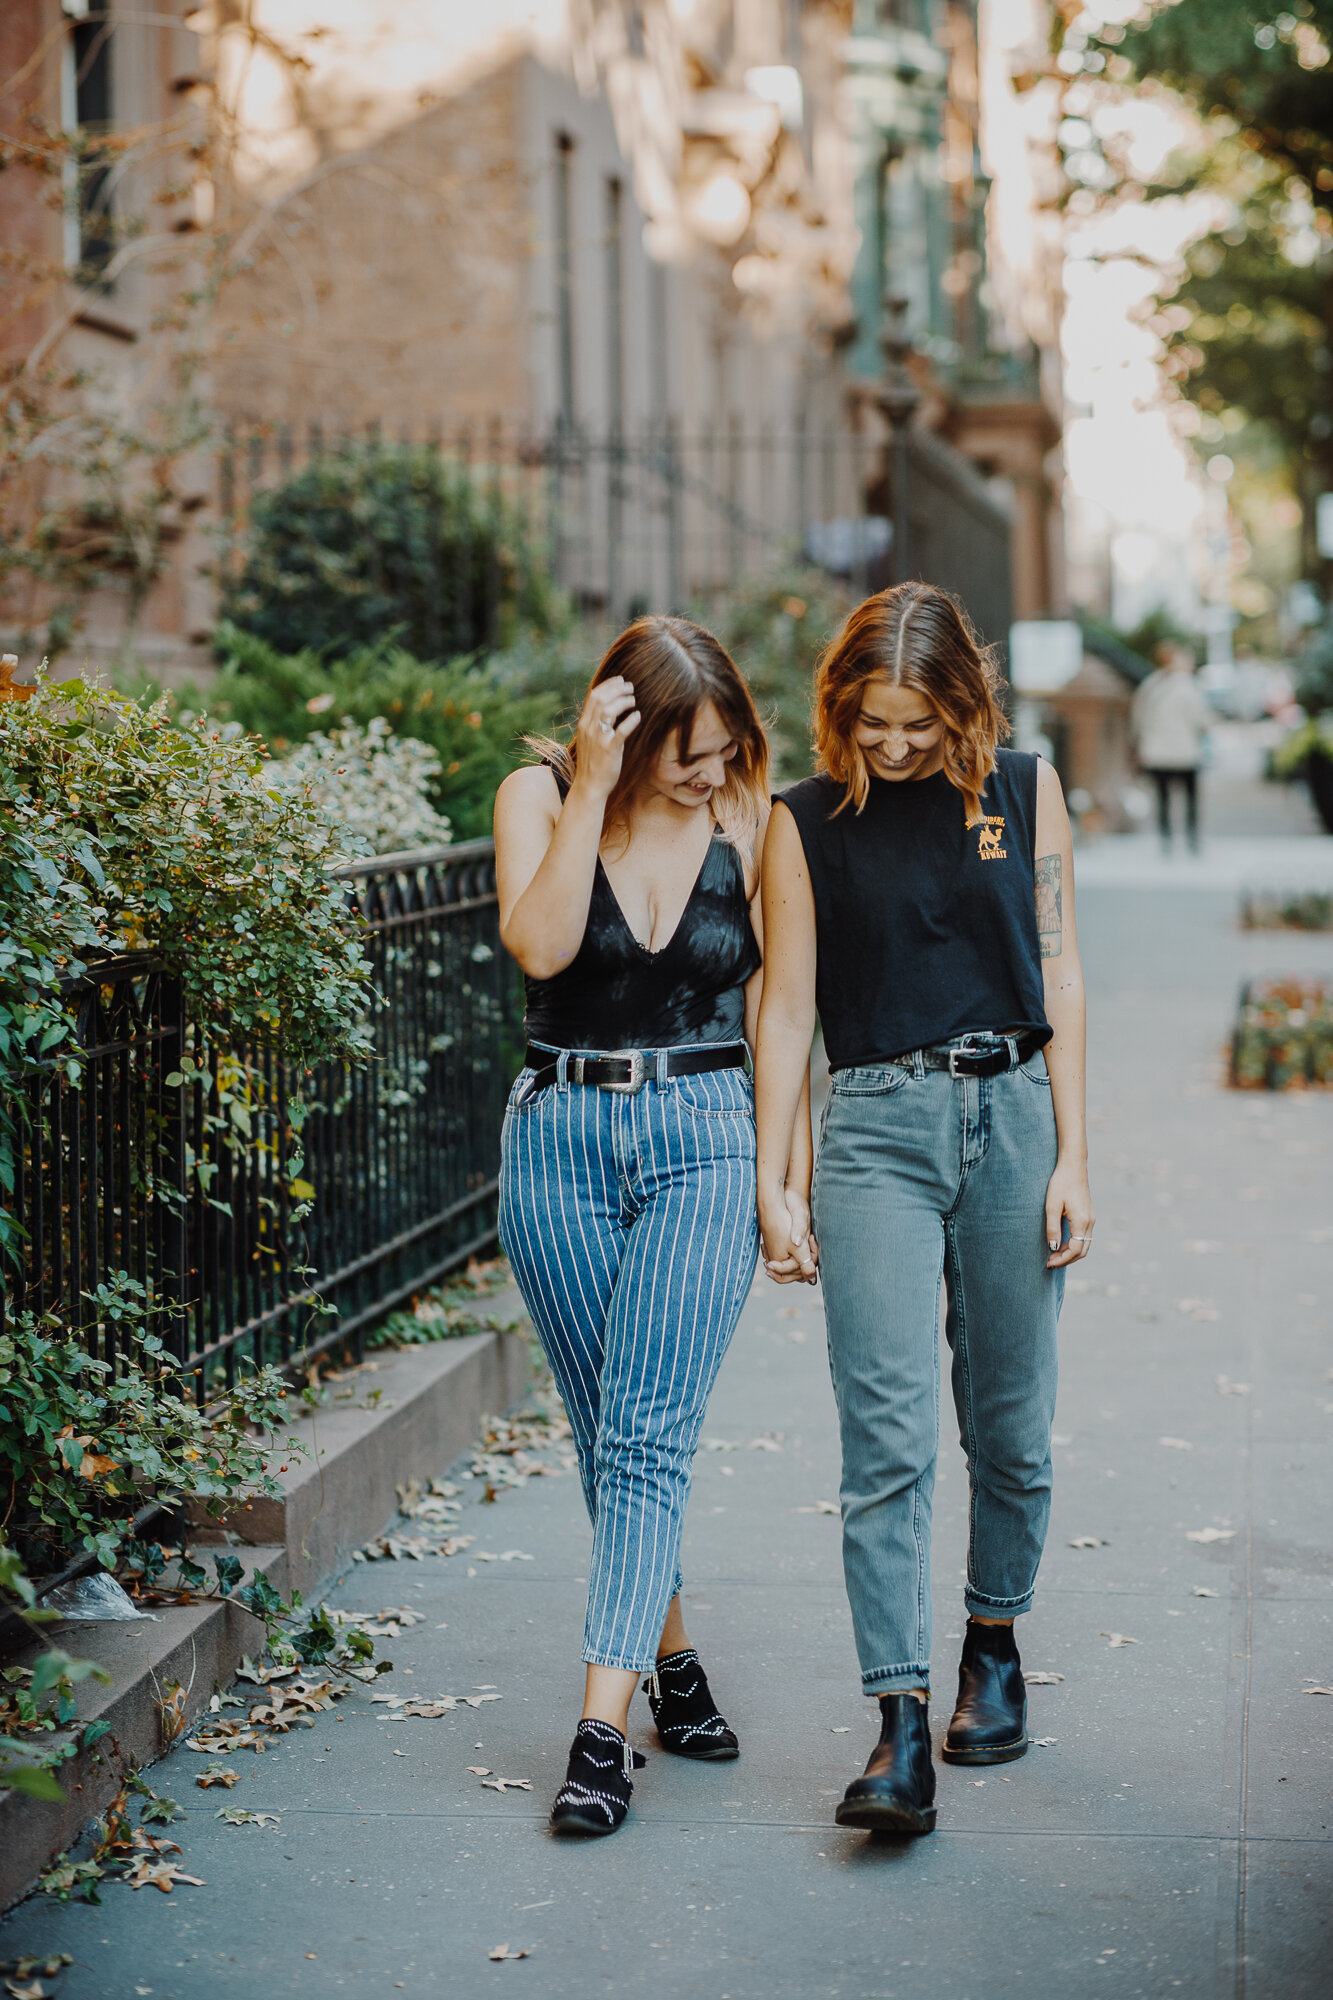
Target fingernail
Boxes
[1048,1240,1059,1251]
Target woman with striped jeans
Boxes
[494,616,811,1837]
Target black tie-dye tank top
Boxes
[523,775,760,1052]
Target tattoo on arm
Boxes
[1035,853,1062,959]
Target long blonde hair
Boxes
[529,615,770,848]
[813,583,1008,825]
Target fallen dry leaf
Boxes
[1175,1299,1221,1322]
[215,1808,281,1827]
[1159,1437,1193,1451]
[1101,1632,1139,1648]
[1186,1528,1235,1544]
[125,1860,206,1893]
[1068,1536,1108,1549]
[186,1726,269,1754]
[488,1945,530,1962]
[468,1765,491,1775]
[1192,1586,1220,1597]
[156,1679,189,1750]
[1301,1685,1333,1697]
[1215,1376,1251,1397]
[194,1761,240,1790]
[1032,1737,1058,1747]
[481,1777,534,1795]
[1023,1672,1065,1685]
[795,1501,839,1516]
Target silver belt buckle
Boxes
[600,1049,648,1093]
[947,1037,985,1079]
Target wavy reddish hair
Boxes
[813,583,1008,825]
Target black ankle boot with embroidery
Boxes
[644,1648,739,1761]
[549,1719,646,1837]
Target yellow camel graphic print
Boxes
[976,813,1007,860]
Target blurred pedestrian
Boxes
[1130,641,1212,853]
[494,616,811,1837]
[755,582,1093,1838]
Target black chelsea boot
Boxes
[942,1618,1028,1765]
[834,1693,937,1835]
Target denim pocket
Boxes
[1016,1055,1051,1087]
[505,1068,544,1115]
[829,1064,909,1097]
[672,1069,753,1119]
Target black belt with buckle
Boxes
[889,1030,1046,1079]
[521,1041,748,1100]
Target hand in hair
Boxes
[574,676,641,800]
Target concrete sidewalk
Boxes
[2,883,1330,1999]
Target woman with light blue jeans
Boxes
[494,615,811,1837]
[756,584,1094,1837]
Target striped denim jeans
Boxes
[498,1046,758,1672]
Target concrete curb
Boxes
[2,1322,530,1911]
[0,1545,288,1913]
[212,1325,531,1597]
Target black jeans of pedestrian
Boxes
[1149,767,1198,848]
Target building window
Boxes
[554,132,576,428]
[61,0,115,283]
[604,177,624,430]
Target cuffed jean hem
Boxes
[964,1588,1035,1620]
[862,1665,932,1696]
[583,1650,661,1674]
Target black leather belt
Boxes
[522,1041,748,1099]
[887,1030,1046,1079]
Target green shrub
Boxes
[221,439,560,659]
[0,1275,292,1578]
[202,624,590,840]
[0,677,374,1064]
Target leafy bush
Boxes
[202,624,582,839]
[221,439,560,659]
[0,1274,293,1578]
[268,717,453,854]
[0,1543,110,1803]
[0,677,374,1068]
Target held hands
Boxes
[574,677,641,798]
[1045,1157,1095,1268]
[760,1186,819,1286]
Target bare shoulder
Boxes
[1034,755,1070,836]
[495,762,561,825]
[1034,754,1065,805]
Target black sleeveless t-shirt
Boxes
[523,780,760,1052]
[778,749,1051,1072]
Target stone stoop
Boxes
[2,1321,532,1911]
[210,1325,531,1598]
[0,1545,288,1914]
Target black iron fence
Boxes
[219,415,1013,655]
[6,839,520,1396]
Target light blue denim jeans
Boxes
[498,1047,758,1672]
[812,1053,1064,1696]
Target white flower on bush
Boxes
[269,717,452,855]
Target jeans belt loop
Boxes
[655,1047,669,1088]
[1005,1034,1019,1070]
[556,1049,571,1090]
[912,1048,926,1082]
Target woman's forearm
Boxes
[755,1005,814,1206]
[1042,960,1087,1163]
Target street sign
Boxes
[1009,620,1083,693]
